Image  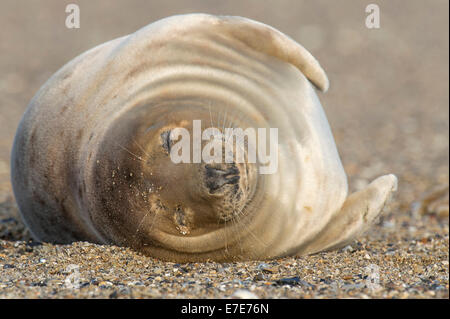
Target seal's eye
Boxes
[160,130,172,154]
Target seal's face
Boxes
[92,103,258,260]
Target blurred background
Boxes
[0,0,448,224]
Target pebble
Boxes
[231,289,259,299]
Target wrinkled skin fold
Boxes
[11,14,398,262]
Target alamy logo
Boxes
[365,4,380,29]
[64,264,81,289]
[168,120,278,174]
[365,264,382,291]
[65,4,80,29]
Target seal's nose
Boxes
[204,163,240,194]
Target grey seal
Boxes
[11,14,397,262]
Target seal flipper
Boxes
[215,15,330,92]
[149,14,329,92]
[298,174,398,255]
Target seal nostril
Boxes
[206,167,227,176]
[205,164,240,193]
[224,166,239,176]
[205,165,239,176]
[226,175,240,184]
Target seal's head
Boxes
[90,102,259,261]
